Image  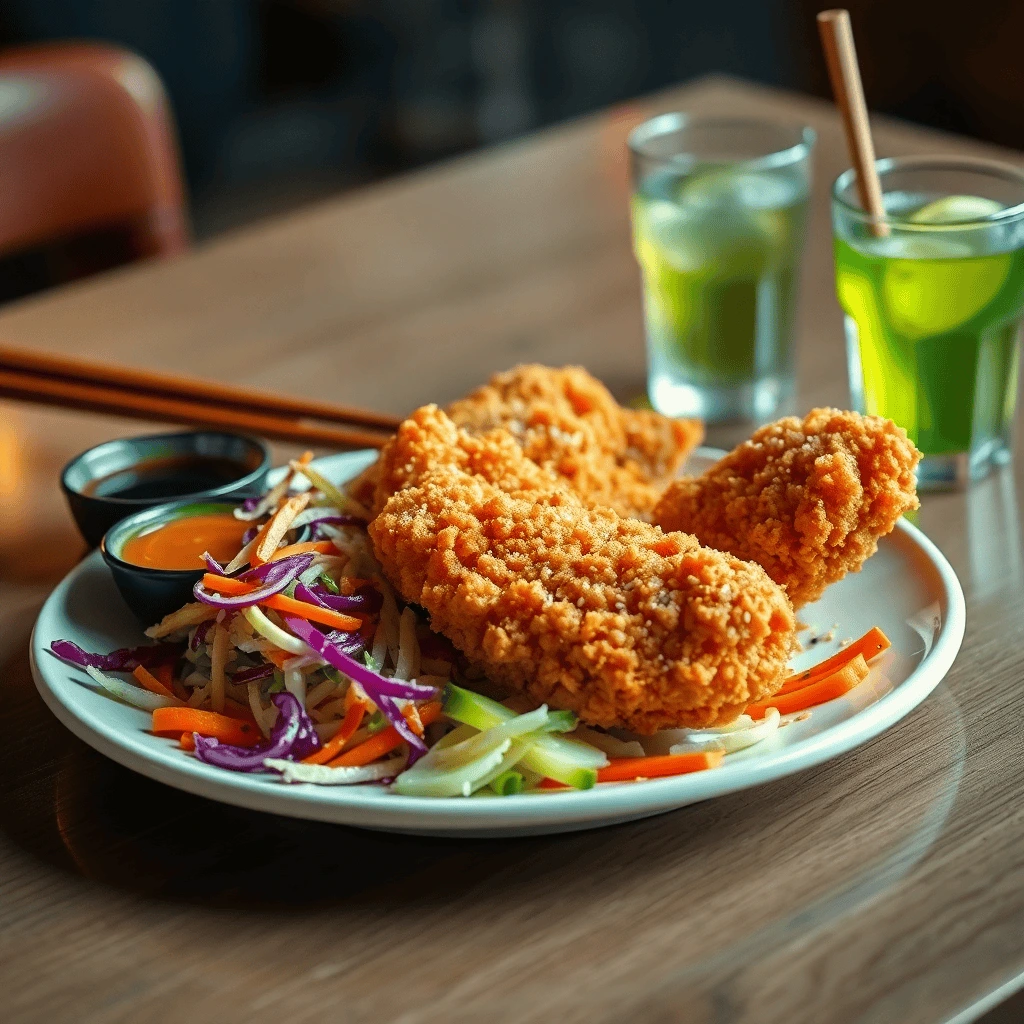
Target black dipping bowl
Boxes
[62,431,270,547]
[101,500,238,625]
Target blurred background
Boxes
[0,0,1021,298]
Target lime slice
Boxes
[909,195,1004,224]
[882,250,1010,338]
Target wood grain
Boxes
[0,76,1022,1024]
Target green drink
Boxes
[833,158,1024,488]
[629,116,814,421]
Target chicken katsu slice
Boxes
[369,465,795,733]
[653,408,921,608]
[353,404,575,516]
[446,364,704,518]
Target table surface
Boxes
[1,76,1022,1024]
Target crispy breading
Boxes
[362,404,569,516]
[653,408,921,608]
[446,364,703,518]
[369,465,795,733]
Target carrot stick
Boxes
[780,626,890,695]
[201,574,251,595]
[597,751,723,782]
[266,540,335,562]
[748,654,870,719]
[152,707,262,746]
[153,662,174,687]
[222,698,259,722]
[537,750,724,789]
[302,704,366,764]
[250,492,311,566]
[263,593,362,632]
[264,648,291,670]
[328,701,443,767]
[133,664,177,700]
[200,574,362,632]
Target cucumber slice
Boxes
[429,707,550,771]
[393,709,550,797]
[443,684,577,733]
[392,739,512,797]
[441,684,607,789]
[544,709,578,733]
[519,737,601,790]
[489,771,524,796]
[442,684,514,731]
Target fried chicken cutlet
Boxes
[368,464,795,733]
[364,404,572,517]
[653,409,921,608]
[446,364,704,518]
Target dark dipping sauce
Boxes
[83,454,252,500]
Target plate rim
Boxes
[30,451,967,833]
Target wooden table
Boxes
[1,76,1022,1024]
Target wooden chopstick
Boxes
[0,367,393,449]
[0,346,404,432]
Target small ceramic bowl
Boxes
[101,500,239,625]
[62,431,271,547]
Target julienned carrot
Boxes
[265,593,362,632]
[152,706,262,746]
[597,750,724,782]
[133,664,177,700]
[202,574,257,595]
[200,573,361,632]
[265,648,291,670]
[747,654,870,720]
[538,750,724,789]
[153,662,174,687]
[266,540,336,562]
[223,698,259,722]
[250,492,312,566]
[779,626,890,695]
[328,701,443,768]
[302,703,366,764]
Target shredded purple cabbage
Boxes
[322,628,367,658]
[194,553,314,609]
[281,616,435,763]
[241,525,259,545]
[202,551,226,574]
[50,639,181,673]
[190,619,215,651]
[294,581,381,615]
[192,692,320,772]
[241,495,261,513]
[231,663,275,684]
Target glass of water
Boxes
[629,115,815,422]
[833,157,1024,489]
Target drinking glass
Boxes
[628,115,815,422]
[833,157,1024,489]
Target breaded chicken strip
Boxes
[362,404,572,516]
[446,364,704,518]
[369,465,795,733]
[654,409,920,608]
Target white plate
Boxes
[30,449,966,837]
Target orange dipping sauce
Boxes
[121,514,250,570]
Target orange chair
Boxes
[0,42,189,266]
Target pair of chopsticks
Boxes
[0,346,403,449]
